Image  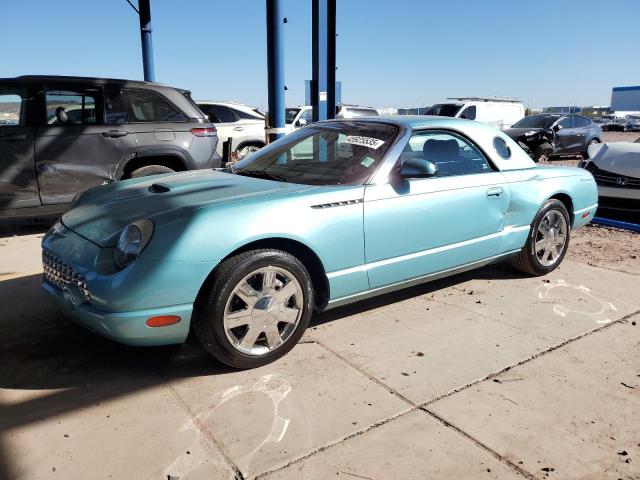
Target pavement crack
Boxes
[419,405,537,480]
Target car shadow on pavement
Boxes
[0,263,527,479]
[312,262,527,327]
[0,215,58,239]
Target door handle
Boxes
[102,130,128,138]
[233,126,245,131]
[0,134,27,141]
[487,187,503,198]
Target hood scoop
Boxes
[148,183,172,193]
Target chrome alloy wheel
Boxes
[223,266,304,356]
[535,209,568,267]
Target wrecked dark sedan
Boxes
[0,75,221,218]
[504,113,602,162]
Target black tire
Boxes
[533,143,553,162]
[236,144,263,161]
[509,199,571,276]
[582,138,599,159]
[129,165,175,178]
[193,249,314,369]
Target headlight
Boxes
[114,220,154,268]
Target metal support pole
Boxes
[266,0,285,142]
[326,0,336,120]
[311,0,328,122]
[138,0,155,82]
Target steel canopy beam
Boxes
[266,0,286,142]
[311,0,335,121]
[138,0,155,81]
[312,0,336,122]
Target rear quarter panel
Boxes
[502,166,598,230]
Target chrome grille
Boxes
[586,163,640,189]
[42,249,90,301]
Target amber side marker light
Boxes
[146,315,181,327]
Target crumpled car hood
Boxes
[504,127,544,139]
[62,170,315,247]
[588,142,640,178]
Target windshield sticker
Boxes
[361,156,376,167]
[344,135,386,149]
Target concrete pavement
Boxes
[1,233,639,479]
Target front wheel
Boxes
[533,143,553,162]
[193,249,314,369]
[510,199,571,276]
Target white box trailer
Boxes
[425,97,525,129]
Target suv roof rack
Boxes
[447,96,522,103]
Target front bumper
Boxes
[41,223,218,346]
[42,281,192,346]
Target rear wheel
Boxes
[193,249,314,369]
[129,165,175,178]
[510,199,570,276]
[236,144,262,161]
[582,138,599,159]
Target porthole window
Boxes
[493,137,511,159]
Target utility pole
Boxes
[266,0,286,142]
[126,0,155,81]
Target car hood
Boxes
[503,127,544,139]
[588,142,640,178]
[62,170,316,247]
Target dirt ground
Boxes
[569,224,640,271]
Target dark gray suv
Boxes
[0,75,221,218]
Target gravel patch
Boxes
[568,224,639,272]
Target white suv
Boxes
[197,101,265,160]
[285,104,379,133]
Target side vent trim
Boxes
[310,199,363,209]
[148,183,171,193]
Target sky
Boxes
[1,0,639,109]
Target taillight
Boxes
[190,127,217,137]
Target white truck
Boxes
[426,97,525,129]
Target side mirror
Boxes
[55,107,69,125]
[400,158,437,178]
[296,118,307,127]
[553,124,562,132]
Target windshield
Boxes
[512,114,560,129]
[285,108,301,124]
[233,121,398,186]
[426,104,463,117]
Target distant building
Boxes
[610,86,640,117]
[543,106,581,114]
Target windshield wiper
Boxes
[236,169,289,182]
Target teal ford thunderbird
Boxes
[42,116,598,368]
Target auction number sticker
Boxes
[344,135,386,149]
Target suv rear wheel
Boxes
[129,165,175,178]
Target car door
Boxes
[0,82,40,210]
[35,84,131,205]
[364,129,510,290]
[572,115,591,148]
[553,116,577,153]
